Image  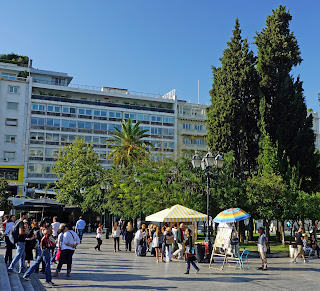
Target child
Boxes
[303,235,313,258]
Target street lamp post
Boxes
[134,173,142,225]
[192,151,224,243]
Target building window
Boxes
[5,135,16,143]
[7,102,18,110]
[151,116,162,122]
[44,164,53,174]
[1,73,16,80]
[93,123,107,130]
[29,148,44,157]
[31,103,45,111]
[194,139,203,145]
[183,123,191,130]
[30,132,44,141]
[151,128,162,135]
[84,136,92,143]
[46,118,60,127]
[164,117,174,124]
[62,106,76,114]
[46,133,59,141]
[124,113,136,119]
[78,108,92,115]
[195,125,203,131]
[54,78,65,86]
[163,128,174,136]
[45,148,59,158]
[94,110,107,117]
[78,121,92,129]
[9,86,19,93]
[109,124,121,131]
[109,111,122,118]
[5,118,18,126]
[47,105,60,113]
[93,136,100,143]
[140,126,150,133]
[183,138,191,145]
[31,117,45,126]
[61,120,76,128]
[28,164,43,174]
[4,152,15,160]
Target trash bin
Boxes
[195,243,205,263]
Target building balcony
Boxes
[179,129,207,136]
[180,143,207,150]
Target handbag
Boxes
[152,236,159,248]
[165,233,174,245]
[185,246,195,258]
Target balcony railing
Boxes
[33,79,175,100]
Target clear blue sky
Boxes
[2,0,319,110]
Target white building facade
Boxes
[0,61,208,195]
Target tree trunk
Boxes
[248,217,254,240]
[276,220,281,242]
[278,220,285,245]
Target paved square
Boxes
[2,234,320,290]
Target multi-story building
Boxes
[176,100,208,155]
[0,61,208,196]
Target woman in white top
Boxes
[95,224,105,251]
[113,222,121,252]
[4,214,16,264]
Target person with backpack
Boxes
[23,223,56,286]
[8,211,29,273]
[53,223,80,278]
[3,214,16,265]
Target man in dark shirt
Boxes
[8,211,29,273]
[293,227,306,263]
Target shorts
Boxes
[297,245,303,254]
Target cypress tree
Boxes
[255,5,319,191]
[207,19,259,178]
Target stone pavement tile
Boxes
[1,234,320,291]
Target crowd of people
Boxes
[2,212,81,287]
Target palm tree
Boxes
[106,118,154,167]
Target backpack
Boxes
[9,220,23,244]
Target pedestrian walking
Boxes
[95,224,105,251]
[125,222,134,252]
[184,228,199,274]
[310,231,320,258]
[23,223,56,287]
[51,224,66,264]
[8,211,29,273]
[51,216,60,239]
[75,216,86,243]
[134,225,146,256]
[173,223,185,259]
[53,223,80,277]
[172,223,178,252]
[113,222,121,252]
[164,227,174,263]
[3,215,16,265]
[25,220,37,268]
[257,227,268,270]
[293,227,307,263]
[153,226,164,263]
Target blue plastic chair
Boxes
[235,250,250,270]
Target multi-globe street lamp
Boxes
[191,151,224,244]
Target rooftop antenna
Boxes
[198,80,200,104]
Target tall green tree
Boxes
[53,138,107,211]
[207,19,259,179]
[0,178,12,212]
[107,118,153,167]
[255,5,319,191]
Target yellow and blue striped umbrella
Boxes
[213,208,250,223]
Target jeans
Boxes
[5,236,14,264]
[187,260,199,272]
[125,239,132,251]
[77,229,84,242]
[162,242,166,258]
[24,247,52,282]
[56,249,74,273]
[8,242,25,272]
[114,237,120,251]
